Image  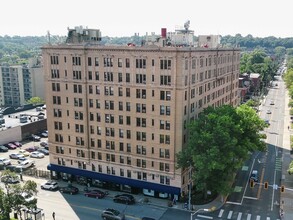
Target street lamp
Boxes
[190,208,210,220]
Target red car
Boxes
[84,189,106,199]
[25,146,39,153]
[13,142,22,147]
[5,143,17,150]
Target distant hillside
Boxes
[1,34,293,65]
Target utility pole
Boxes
[188,162,192,210]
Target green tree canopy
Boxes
[26,96,45,105]
[0,170,38,219]
[177,105,267,198]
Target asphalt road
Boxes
[203,78,285,220]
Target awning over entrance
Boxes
[47,164,181,195]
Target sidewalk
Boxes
[281,88,293,220]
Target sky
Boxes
[0,0,292,38]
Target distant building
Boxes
[42,23,240,198]
[198,35,221,48]
[0,57,44,107]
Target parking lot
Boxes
[0,137,49,170]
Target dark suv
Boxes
[113,194,135,205]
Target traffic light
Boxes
[281,185,285,193]
[264,182,268,189]
[250,179,254,188]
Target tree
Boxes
[26,96,45,105]
[177,105,267,200]
[0,170,38,219]
[284,69,293,89]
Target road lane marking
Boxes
[247,213,251,220]
[227,211,233,219]
[257,168,265,199]
[243,196,258,200]
[218,209,224,217]
[237,212,242,220]
[197,214,213,219]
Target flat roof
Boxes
[0,107,47,130]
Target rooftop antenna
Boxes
[47,31,51,44]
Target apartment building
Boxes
[43,26,240,198]
[0,57,44,107]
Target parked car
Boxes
[12,141,22,148]
[38,130,48,138]
[0,145,8,152]
[9,153,25,159]
[41,180,59,191]
[101,208,125,220]
[37,148,49,155]
[113,194,135,205]
[59,186,79,195]
[84,189,106,199]
[17,159,35,169]
[29,134,41,142]
[25,146,39,153]
[266,109,272,114]
[5,143,17,150]
[21,192,36,203]
[0,158,11,166]
[30,152,45,158]
[1,175,20,184]
[40,141,48,147]
[270,100,274,105]
[19,150,30,157]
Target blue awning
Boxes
[47,164,181,195]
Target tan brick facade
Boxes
[42,44,240,195]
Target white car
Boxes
[30,152,45,158]
[266,109,272,114]
[41,180,59,190]
[16,159,35,169]
[21,192,36,203]
[0,158,11,166]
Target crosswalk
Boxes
[205,209,281,220]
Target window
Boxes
[88,71,92,80]
[160,75,171,85]
[136,74,146,84]
[73,71,82,80]
[72,57,81,66]
[51,69,60,78]
[50,56,59,65]
[104,72,113,82]
[126,58,130,68]
[104,57,113,67]
[118,58,122,67]
[88,57,92,66]
[160,59,171,70]
[126,73,130,82]
[136,58,146,69]
[118,73,123,82]
[95,57,99,66]
[52,83,60,92]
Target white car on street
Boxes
[41,180,59,191]
[30,152,45,158]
